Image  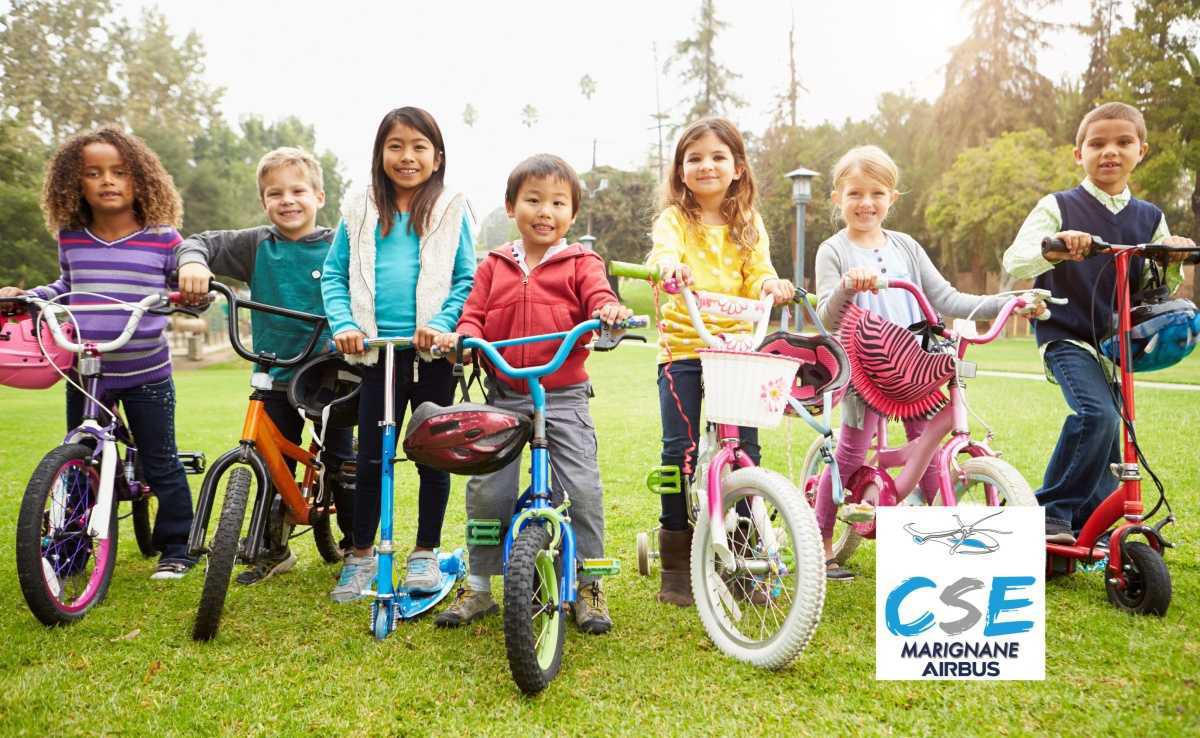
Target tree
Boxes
[925,128,1079,288]
[772,12,806,129]
[566,165,658,264]
[0,119,55,286]
[520,104,539,128]
[934,0,1057,153]
[667,0,745,121]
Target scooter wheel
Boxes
[636,532,651,576]
[1105,541,1171,616]
[372,602,392,640]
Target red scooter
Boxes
[1040,236,1200,615]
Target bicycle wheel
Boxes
[192,467,251,641]
[15,444,118,626]
[130,460,157,557]
[503,523,565,694]
[799,435,862,565]
[311,512,342,563]
[691,466,825,669]
[952,457,1036,507]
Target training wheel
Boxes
[636,532,651,576]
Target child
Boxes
[814,145,1031,580]
[0,127,196,579]
[429,154,631,633]
[1002,102,1194,544]
[320,107,476,603]
[644,118,795,607]
[176,147,355,584]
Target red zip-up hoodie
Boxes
[456,242,618,394]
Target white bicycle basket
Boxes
[698,349,801,429]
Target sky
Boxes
[113,0,1094,221]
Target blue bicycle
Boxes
[424,316,646,693]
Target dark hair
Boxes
[42,125,182,232]
[370,107,445,238]
[505,154,582,216]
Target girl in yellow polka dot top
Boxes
[642,117,795,607]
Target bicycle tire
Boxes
[954,457,1037,507]
[503,523,565,694]
[799,435,862,565]
[311,512,342,563]
[16,444,118,626]
[192,467,251,641]
[131,463,157,557]
[691,465,826,669]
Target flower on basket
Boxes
[760,376,788,414]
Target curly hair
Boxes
[661,117,759,251]
[41,125,183,233]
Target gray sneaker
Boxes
[433,589,499,627]
[403,550,443,593]
[236,547,296,586]
[330,553,376,603]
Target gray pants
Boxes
[466,381,605,584]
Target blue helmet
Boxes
[1100,298,1199,373]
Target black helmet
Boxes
[287,353,363,429]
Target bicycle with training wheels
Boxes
[1,292,206,626]
[609,260,826,670]
[797,277,1052,565]
[361,337,466,641]
[1039,235,1200,615]
[188,280,358,641]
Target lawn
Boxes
[0,347,1197,737]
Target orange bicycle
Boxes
[187,280,357,641]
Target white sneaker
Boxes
[330,553,376,603]
[403,550,442,593]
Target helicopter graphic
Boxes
[903,510,1012,556]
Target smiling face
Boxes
[506,175,576,250]
[1075,118,1147,195]
[382,122,441,211]
[679,131,742,207]
[260,164,324,240]
[832,169,899,238]
[79,142,134,218]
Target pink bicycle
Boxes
[800,278,1054,564]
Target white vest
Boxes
[340,186,468,366]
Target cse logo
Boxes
[884,576,1036,637]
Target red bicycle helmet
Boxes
[286,353,363,430]
[756,330,850,415]
[403,401,532,475]
[0,313,75,390]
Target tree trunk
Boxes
[1192,170,1199,301]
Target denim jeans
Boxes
[1037,341,1122,530]
[657,359,760,531]
[67,377,195,562]
[353,352,455,550]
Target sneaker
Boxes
[151,559,195,581]
[403,550,442,593]
[572,581,612,635]
[433,588,498,627]
[330,553,376,603]
[826,558,855,582]
[1045,520,1076,546]
[235,547,297,586]
[839,501,875,524]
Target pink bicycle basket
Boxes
[0,313,75,390]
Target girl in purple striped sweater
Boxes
[0,127,197,579]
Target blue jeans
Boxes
[67,377,195,562]
[1037,341,1121,531]
[658,359,760,531]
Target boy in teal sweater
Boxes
[177,147,354,583]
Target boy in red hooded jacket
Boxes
[432,154,631,633]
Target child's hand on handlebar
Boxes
[1015,293,1049,320]
[843,267,881,293]
[414,326,438,352]
[1163,235,1197,261]
[177,263,213,304]
[659,262,693,286]
[1046,230,1091,262]
[761,278,795,304]
[594,302,633,325]
[333,329,367,355]
[432,331,471,362]
[0,286,26,314]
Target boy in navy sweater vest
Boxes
[1003,102,1194,544]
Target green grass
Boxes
[1,351,1198,737]
[968,336,1200,385]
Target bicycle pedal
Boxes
[177,451,207,475]
[466,519,502,546]
[579,558,620,576]
[646,465,682,495]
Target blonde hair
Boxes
[830,145,900,194]
[1075,102,1147,148]
[256,147,324,198]
[663,117,759,251]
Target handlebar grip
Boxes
[1185,251,1200,266]
[608,261,659,281]
[1041,237,1069,255]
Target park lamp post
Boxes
[785,167,817,289]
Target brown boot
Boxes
[656,527,694,607]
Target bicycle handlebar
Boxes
[3,293,171,354]
[206,280,329,369]
[1042,236,1200,262]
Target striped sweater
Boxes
[31,226,181,391]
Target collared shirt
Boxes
[511,238,570,276]
[1002,178,1176,381]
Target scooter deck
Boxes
[393,548,466,620]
